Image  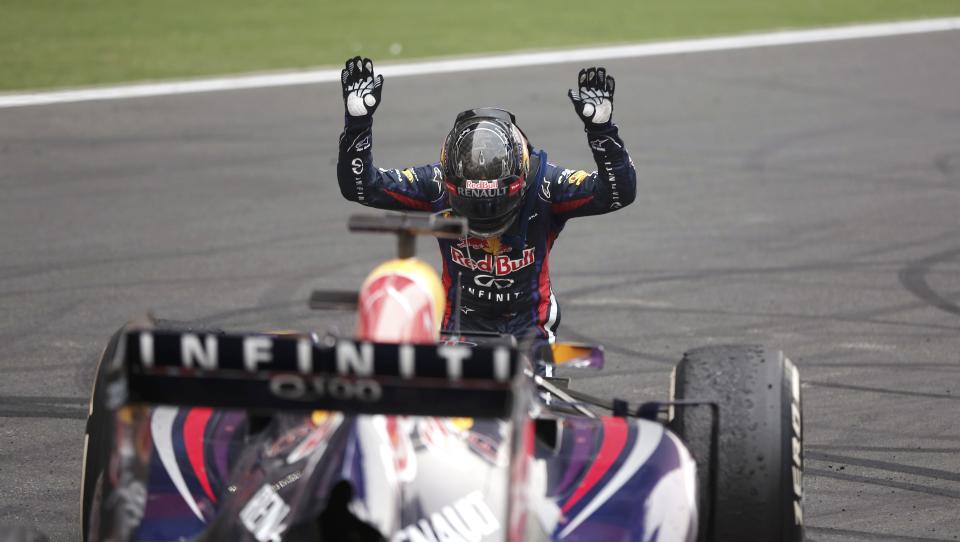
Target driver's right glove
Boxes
[341,56,383,124]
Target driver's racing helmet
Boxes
[441,108,532,238]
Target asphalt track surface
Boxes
[1,31,958,541]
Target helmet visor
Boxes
[446,175,525,235]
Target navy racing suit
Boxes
[337,117,637,342]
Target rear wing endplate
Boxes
[110,329,522,418]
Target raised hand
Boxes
[568,67,615,127]
[341,57,384,119]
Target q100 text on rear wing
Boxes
[109,329,523,418]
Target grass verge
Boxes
[3,0,959,91]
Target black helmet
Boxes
[441,108,531,237]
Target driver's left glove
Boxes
[341,56,384,122]
[568,67,615,129]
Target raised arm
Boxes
[336,57,442,211]
[542,67,637,218]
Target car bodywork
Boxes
[84,329,698,541]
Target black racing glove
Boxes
[341,56,384,121]
[568,67,615,129]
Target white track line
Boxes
[2,17,959,109]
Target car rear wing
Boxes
[348,212,467,258]
[108,328,523,418]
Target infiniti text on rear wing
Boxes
[111,329,522,418]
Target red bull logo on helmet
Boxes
[450,246,535,276]
[464,179,499,190]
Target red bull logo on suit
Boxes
[450,247,535,277]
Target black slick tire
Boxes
[80,327,123,541]
[669,344,804,542]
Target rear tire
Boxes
[669,345,803,542]
[80,328,123,541]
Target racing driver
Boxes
[336,57,636,345]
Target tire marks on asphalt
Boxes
[933,151,960,185]
[0,395,87,420]
[807,451,960,483]
[560,259,960,336]
[809,444,960,454]
[0,230,320,282]
[563,300,959,333]
[898,248,960,319]
[800,361,959,371]
[806,380,957,401]
[808,526,958,542]
[808,468,960,499]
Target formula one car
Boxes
[79,213,804,541]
